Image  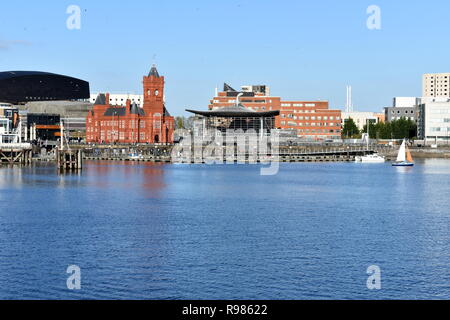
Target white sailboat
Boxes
[392,139,414,167]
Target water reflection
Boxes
[1,160,449,299]
[83,161,167,199]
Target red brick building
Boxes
[209,84,342,139]
[86,65,174,144]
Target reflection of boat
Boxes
[392,139,414,167]
[355,154,385,163]
[129,153,143,160]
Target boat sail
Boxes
[392,139,414,167]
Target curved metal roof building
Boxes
[0,71,90,104]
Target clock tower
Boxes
[143,64,165,116]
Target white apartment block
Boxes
[341,111,381,130]
[418,98,450,143]
[89,93,144,107]
[423,73,450,98]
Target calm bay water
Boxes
[0,160,449,300]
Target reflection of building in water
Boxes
[84,161,166,198]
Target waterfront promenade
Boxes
[62,143,450,163]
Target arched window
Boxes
[155,89,159,96]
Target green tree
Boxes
[362,121,377,139]
[342,118,360,138]
[391,117,417,139]
[175,116,185,129]
[361,117,417,140]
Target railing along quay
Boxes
[75,143,396,163]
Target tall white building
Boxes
[423,73,450,98]
[418,98,450,143]
[89,93,144,107]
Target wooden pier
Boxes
[56,120,83,170]
[56,148,83,170]
[0,143,33,165]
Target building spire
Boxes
[148,64,160,78]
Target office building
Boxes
[341,112,381,130]
[207,83,342,140]
[385,97,420,122]
[89,93,144,107]
[423,73,450,98]
[417,98,450,143]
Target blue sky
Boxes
[1,0,449,115]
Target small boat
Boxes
[355,153,385,163]
[355,123,385,163]
[392,139,414,167]
[129,152,143,160]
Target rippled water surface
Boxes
[0,160,449,299]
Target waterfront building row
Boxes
[208,84,342,140]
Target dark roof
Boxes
[103,103,146,117]
[130,102,145,115]
[222,83,255,97]
[223,83,236,92]
[0,71,71,81]
[148,65,160,77]
[163,105,171,117]
[0,71,90,104]
[186,104,279,117]
[94,93,107,105]
[104,107,126,116]
[226,91,255,97]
